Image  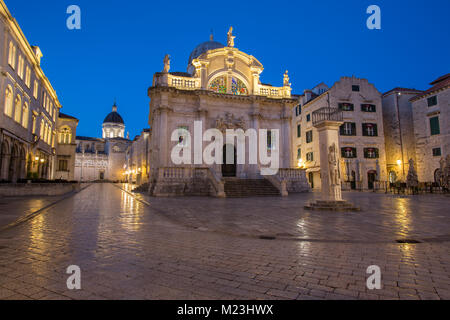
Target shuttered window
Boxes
[430,117,440,135]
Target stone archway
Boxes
[0,141,9,180]
[8,144,19,182]
[19,147,26,180]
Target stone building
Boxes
[0,0,62,182]
[382,88,423,183]
[125,128,150,185]
[54,113,78,181]
[411,73,450,183]
[148,28,309,197]
[293,77,387,190]
[74,103,132,182]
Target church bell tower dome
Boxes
[102,102,125,139]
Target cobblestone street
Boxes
[0,183,449,300]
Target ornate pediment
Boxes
[215,112,246,132]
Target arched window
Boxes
[40,119,45,139]
[209,76,227,94]
[14,95,22,123]
[22,102,29,128]
[231,77,248,95]
[8,41,16,68]
[58,127,72,144]
[44,123,48,144]
[4,86,13,117]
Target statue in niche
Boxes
[227,27,236,47]
[163,54,171,73]
[328,143,339,186]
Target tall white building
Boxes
[411,73,450,183]
[293,76,387,190]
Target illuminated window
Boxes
[209,76,227,94]
[25,67,31,87]
[338,103,354,111]
[8,42,16,68]
[361,104,376,112]
[32,115,37,134]
[14,95,22,123]
[364,148,379,159]
[231,77,248,95]
[22,102,29,128]
[17,56,24,79]
[340,122,356,136]
[33,81,39,99]
[4,86,13,117]
[362,123,378,136]
[40,119,45,139]
[341,147,357,158]
[59,127,72,144]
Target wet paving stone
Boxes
[0,184,448,300]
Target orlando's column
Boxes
[305,107,359,211]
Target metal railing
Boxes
[312,107,343,126]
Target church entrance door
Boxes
[222,144,236,177]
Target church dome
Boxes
[188,40,225,65]
[103,104,124,124]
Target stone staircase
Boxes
[224,178,281,198]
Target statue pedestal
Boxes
[304,117,359,211]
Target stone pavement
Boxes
[0,183,449,300]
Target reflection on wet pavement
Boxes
[0,183,448,300]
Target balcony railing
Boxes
[312,107,343,126]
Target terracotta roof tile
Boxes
[411,74,450,101]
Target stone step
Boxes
[224,179,280,198]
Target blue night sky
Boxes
[5,0,450,139]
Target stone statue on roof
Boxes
[227,27,235,47]
[163,54,171,73]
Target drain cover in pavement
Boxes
[396,239,422,244]
[259,236,276,240]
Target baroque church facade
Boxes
[147,28,310,196]
[74,103,132,182]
